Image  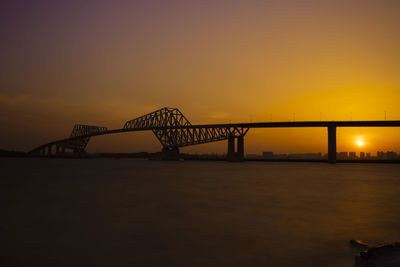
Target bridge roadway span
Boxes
[30,107,400,163]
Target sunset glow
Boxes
[0,1,399,155]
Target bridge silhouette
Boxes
[30,107,400,163]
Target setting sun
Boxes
[357,140,364,147]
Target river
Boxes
[1,158,400,266]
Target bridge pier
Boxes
[161,147,180,160]
[328,126,336,164]
[237,136,244,161]
[56,145,65,156]
[228,135,234,159]
[227,135,245,162]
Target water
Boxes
[1,158,400,266]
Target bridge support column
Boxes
[227,135,235,161]
[161,147,180,160]
[47,145,52,156]
[55,146,66,156]
[227,135,245,162]
[237,135,244,161]
[328,126,336,164]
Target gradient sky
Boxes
[1,0,399,154]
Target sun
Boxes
[357,140,364,147]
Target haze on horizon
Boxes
[1,0,399,154]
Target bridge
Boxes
[29,107,400,163]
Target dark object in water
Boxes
[353,242,400,267]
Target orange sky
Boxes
[1,0,399,154]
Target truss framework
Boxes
[30,124,108,155]
[124,107,248,148]
[63,124,108,153]
[70,124,108,138]
[29,107,249,156]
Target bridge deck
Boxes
[30,120,400,153]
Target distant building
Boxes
[366,153,371,159]
[360,152,365,160]
[262,151,274,158]
[337,152,348,160]
[386,151,397,160]
[375,151,398,160]
[246,154,260,159]
[349,152,357,160]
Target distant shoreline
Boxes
[1,150,400,164]
[244,158,400,164]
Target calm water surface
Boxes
[1,158,400,266]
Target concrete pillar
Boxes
[227,135,235,161]
[56,146,65,156]
[47,145,52,156]
[237,135,244,161]
[227,135,245,162]
[328,126,336,164]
